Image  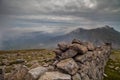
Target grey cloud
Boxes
[1,0,120,14]
[0,0,120,39]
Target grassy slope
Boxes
[104,50,120,80]
[0,49,56,73]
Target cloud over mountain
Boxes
[0,0,120,48]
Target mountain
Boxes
[2,31,55,50]
[1,25,120,50]
[46,25,120,49]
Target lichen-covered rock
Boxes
[38,71,71,80]
[25,66,48,80]
[58,42,69,51]
[72,73,81,80]
[56,58,79,75]
[61,49,78,59]
[70,44,88,54]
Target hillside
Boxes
[0,39,112,80]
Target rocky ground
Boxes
[0,39,118,80]
[0,49,56,73]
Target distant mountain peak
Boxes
[72,25,114,33]
[104,25,111,28]
[99,25,114,30]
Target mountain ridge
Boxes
[1,25,120,50]
[46,25,120,49]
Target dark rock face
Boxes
[4,39,111,80]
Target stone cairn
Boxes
[4,39,111,80]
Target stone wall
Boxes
[4,39,111,80]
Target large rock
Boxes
[25,66,48,80]
[38,71,71,80]
[70,44,88,54]
[56,58,79,75]
[9,65,28,80]
[58,42,69,51]
[61,49,78,59]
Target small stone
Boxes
[72,73,81,80]
[46,65,55,71]
[38,71,71,80]
[108,65,114,69]
[57,58,79,75]
[83,42,95,51]
[115,67,119,70]
[1,59,9,65]
[103,73,108,77]
[82,75,90,80]
[75,55,86,63]
[30,62,40,69]
[72,39,82,44]
[5,73,11,80]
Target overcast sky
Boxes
[0,0,120,41]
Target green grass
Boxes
[104,50,120,80]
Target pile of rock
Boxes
[4,39,111,80]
